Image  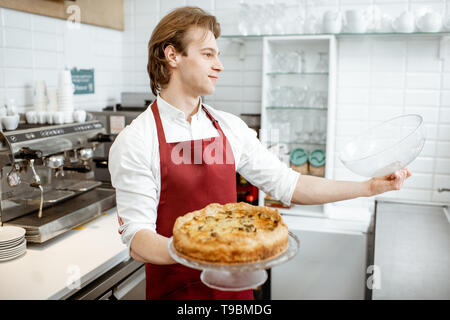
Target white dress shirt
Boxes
[108,95,300,251]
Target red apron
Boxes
[145,100,254,300]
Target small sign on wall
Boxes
[71,68,95,94]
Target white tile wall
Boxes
[0,8,125,112]
[1,0,450,207]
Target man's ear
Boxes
[164,45,179,68]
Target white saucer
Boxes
[0,237,24,249]
[0,239,26,256]
[0,250,26,262]
[0,226,25,243]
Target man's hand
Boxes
[367,167,412,196]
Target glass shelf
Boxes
[266,72,328,76]
[266,106,327,111]
[222,32,450,39]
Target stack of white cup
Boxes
[57,70,74,123]
[47,88,58,112]
[34,80,48,111]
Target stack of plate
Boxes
[0,226,27,262]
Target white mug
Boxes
[346,20,368,33]
[323,11,343,34]
[344,9,368,33]
[25,111,37,124]
[345,9,365,23]
[73,110,87,123]
[53,112,65,125]
[46,112,54,125]
[37,111,47,124]
[0,105,7,117]
[2,115,19,131]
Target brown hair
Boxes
[147,7,221,96]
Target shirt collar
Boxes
[156,95,203,121]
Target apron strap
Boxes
[151,100,167,145]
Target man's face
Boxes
[176,27,223,96]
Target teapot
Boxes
[304,14,319,34]
[416,11,442,32]
[392,11,415,33]
[377,14,394,33]
[443,14,450,31]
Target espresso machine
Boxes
[0,119,115,243]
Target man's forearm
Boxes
[129,229,177,265]
[291,174,372,205]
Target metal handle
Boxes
[437,188,450,193]
[29,159,41,185]
[17,147,43,160]
[88,133,114,143]
[37,185,44,218]
[112,266,145,300]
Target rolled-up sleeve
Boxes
[234,118,300,206]
[108,126,158,253]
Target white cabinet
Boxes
[258,35,337,218]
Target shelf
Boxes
[279,204,325,218]
[222,32,450,39]
[266,72,328,76]
[266,106,327,111]
[264,141,326,147]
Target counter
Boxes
[0,207,129,300]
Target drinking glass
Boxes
[269,86,282,106]
[304,114,314,142]
[296,50,306,73]
[319,116,327,143]
[286,52,299,72]
[316,92,328,109]
[295,85,309,105]
[284,87,296,107]
[311,115,322,143]
[315,52,329,73]
[295,115,305,143]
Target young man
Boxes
[109,7,411,300]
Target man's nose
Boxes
[213,57,224,72]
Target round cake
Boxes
[172,202,289,264]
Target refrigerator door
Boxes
[372,201,450,300]
[271,227,368,300]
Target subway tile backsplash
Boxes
[0,0,449,207]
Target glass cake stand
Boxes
[168,231,300,291]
